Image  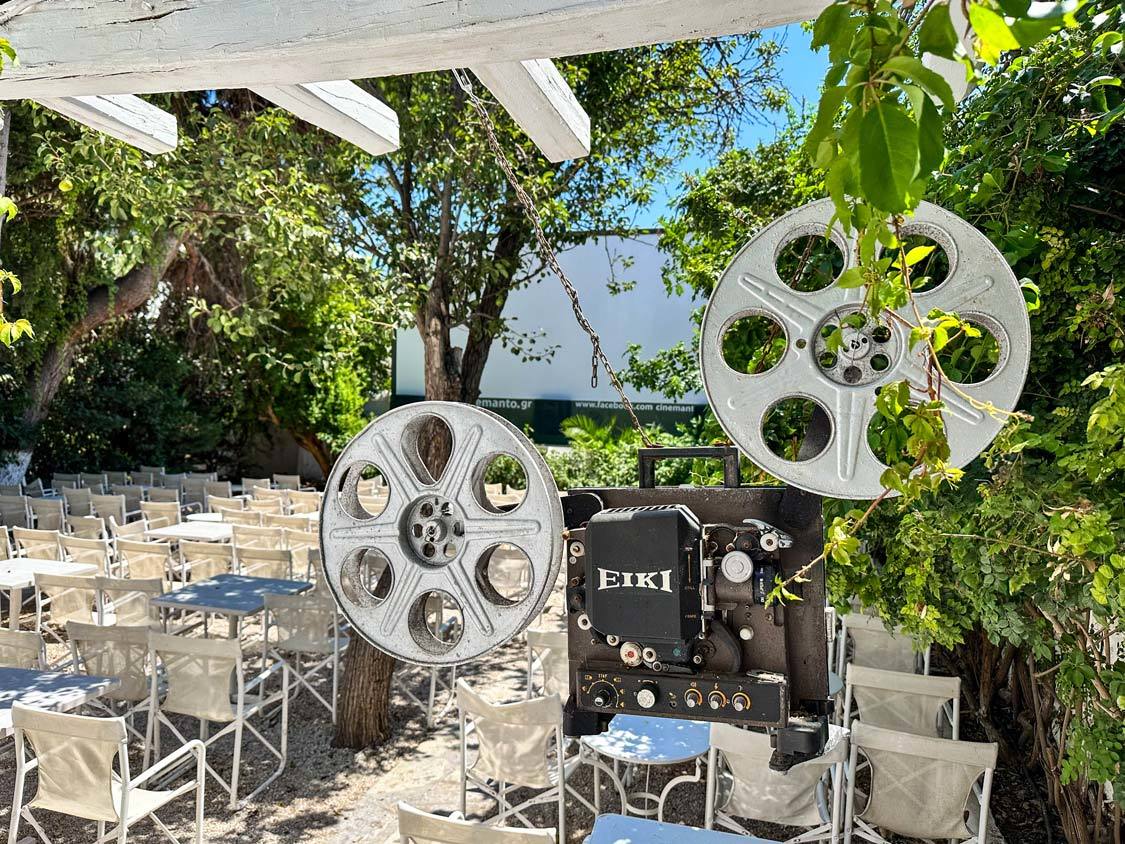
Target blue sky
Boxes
[638,22,828,227]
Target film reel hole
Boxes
[899,233,950,294]
[339,463,388,520]
[762,397,829,462]
[410,590,463,654]
[867,410,910,467]
[476,543,533,605]
[402,412,454,485]
[776,234,845,292]
[936,320,1000,384]
[722,314,786,375]
[871,353,890,372]
[478,454,528,512]
[340,548,393,606]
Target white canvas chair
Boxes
[843,723,997,844]
[13,527,61,560]
[178,540,233,582]
[262,590,344,721]
[23,479,47,498]
[0,493,31,528]
[457,680,577,841]
[231,523,285,550]
[286,489,321,515]
[161,473,187,490]
[0,525,11,559]
[34,572,98,647]
[141,500,181,527]
[111,484,144,519]
[705,722,849,843]
[146,487,182,505]
[51,472,81,491]
[837,613,929,677]
[283,528,318,580]
[395,801,556,843]
[272,473,303,491]
[266,513,316,530]
[844,664,960,740]
[7,703,205,844]
[115,538,175,587]
[525,629,569,699]
[207,494,244,514]
[203,481,233,506]
[0,629,45,668]
[104,471,131,487]
[180,478,208,511]
[67,622,153,744]
[81,472,108,494]
[110,516,149,543]
[147,632,289,808]
[98,577,164,627]
[63,485,95,516]
[236,546,293,580]
[67,514,108,540]
[29,498,64,532]
[395,593,457,726]
[92,493,129,526]
[60,534,112,575]
[132,470,159,488]
[247,497,285,516]
[219,508,262,526]
[241,477,271,492]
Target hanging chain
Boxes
[451,68,658,448]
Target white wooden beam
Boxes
[0,0,831,99]
[251,81,399,157]
[33,95,177,154]
[470,60,590,162]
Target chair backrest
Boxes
[0,629,45,668]
[396,802,556,843]
[0,483,21,496]
[204,481,233,502]
[252,486,286,503]
[220,508,262,526]
[62,485,94,516]
[265,513,315,529]
[710,721,848,827]
[11,703,128,823]
[846,663,960,739]
[116,538,174,584]
[52,472,82,490]
[91,493,127,525]
[273,473,302,490]
[247,498,285,515]
[180,477,208,508]
[208,495,244,513]
[526,628,570,697]
[456,680,561,789]
[98,576,163,626]
[110,484,143,513]
[237,546,293,579]
[0,493,30,528]
[283,528,318,578]
[265,591,336,653]
[850,722,997,841]
[80,473,107,494]
[150,631,242,722]
[35,572,97,627]
[180,540,234,580]
[232,524,285,550]
[241,477,271,491]
[138,464,165,477]
[104,471,130,487]
[132,470,158,487]
[29,497,64,532]
[66,515,107,540]
[147,487,181,504]
[23,479,46,498]
[162,472,187,489]
[842,612,921,674]
[0,526,11,560]
[13,527,61,559]
[59,534,111,574]
[141,500,180,525]
[108,516,147,541]
[68,621,151,701]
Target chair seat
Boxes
[111,781,184,823]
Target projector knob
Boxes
[707,691,727,710]
[684,689,703,709]
[731,692,751,712]
[590,681,617,709]
[636,687,657,709]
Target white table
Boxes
[0,667,120,738]
[581,715,711,820]
[0,558,99,631]
[185,511,223,522]
[146,521,233,543]
[587,814,780,844]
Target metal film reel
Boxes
[700,199,1031,499]
[320,402,564,666]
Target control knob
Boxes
[731,692,751,712]
[636,686,658,709]
[589,681,618,709]
[684,689,703,709]
[707,691,727,710]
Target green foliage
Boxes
[0,43,30,348]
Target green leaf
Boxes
[917,96,945,175]
[918,3,960,59]
[882,55,956,111]
[58,178,74,193]
[837,267,865,288]
[859,100,919,213]
[804,86,848,158]
[968,4,1021,64]
[813,4,856,64]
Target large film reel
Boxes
[700,199,1030,499]
[320,402,564,665]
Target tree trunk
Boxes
[333,636,397,748]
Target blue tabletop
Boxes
[152,573,311,616]
[0,667,119,736]
[588,814,780,843]
[582,714,710,764]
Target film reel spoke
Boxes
[736,271,823,337]
[444,556,495,636]
[436,422,484,499]
[831,387,876,484]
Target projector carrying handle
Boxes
[638,446,741,490]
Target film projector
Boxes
[319,198,1031,766]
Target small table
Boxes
[147,521,233,543]
[152,573,311,637]
[0,667,120,738]
[185,512,223,522]
[588,814,780,844]
[0,558,100,631]
[581,715,711,820]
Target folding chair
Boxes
[247,497,285,516]
[147,632,288,808]
[8,703,205,844]
[67,622,153,744]
[99,577,164,627]
[63,485,95,516]
[141,500,181,526]
[13,527,62,560]
[0,629,45,668]
[0,493,31,528]
[111,484,144,519]
[241,477,271,492]
[67,514,108,540]
[138,465,165,477]
[110,516,149,542]
[23,478,47,498]
[92,493,129,526]
[180,478,208,512]
[204,482,234,507]
[147,487,181,505]
[116,538,176,587]
[457,680,581,841]
[272,474,303,491]
[34,572,97,647]
[231,524,285,550]
[844,664,960,740]
[525,629,570,699]
[705,722,849,842]
[179,540,233,582]
[395,801,556,842]
[843,722,997,844]
[60,534,112,575]
[29,498,64,532]
[283,527,318,579]
[162,473,187,490]
[837,613,930,677]
[81,472,108,494]
[51,472,81,491]
[262,590,344,721]
[395,592,457,726]
[104,471,131,487]
[0,525,11,559]
[236,546,293,580]
[286,489,321,515]
[0,484,21,497]
[208,495,245,513]
[219,508,262,526]
[132,470,159,488]
[266,513,316,529]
